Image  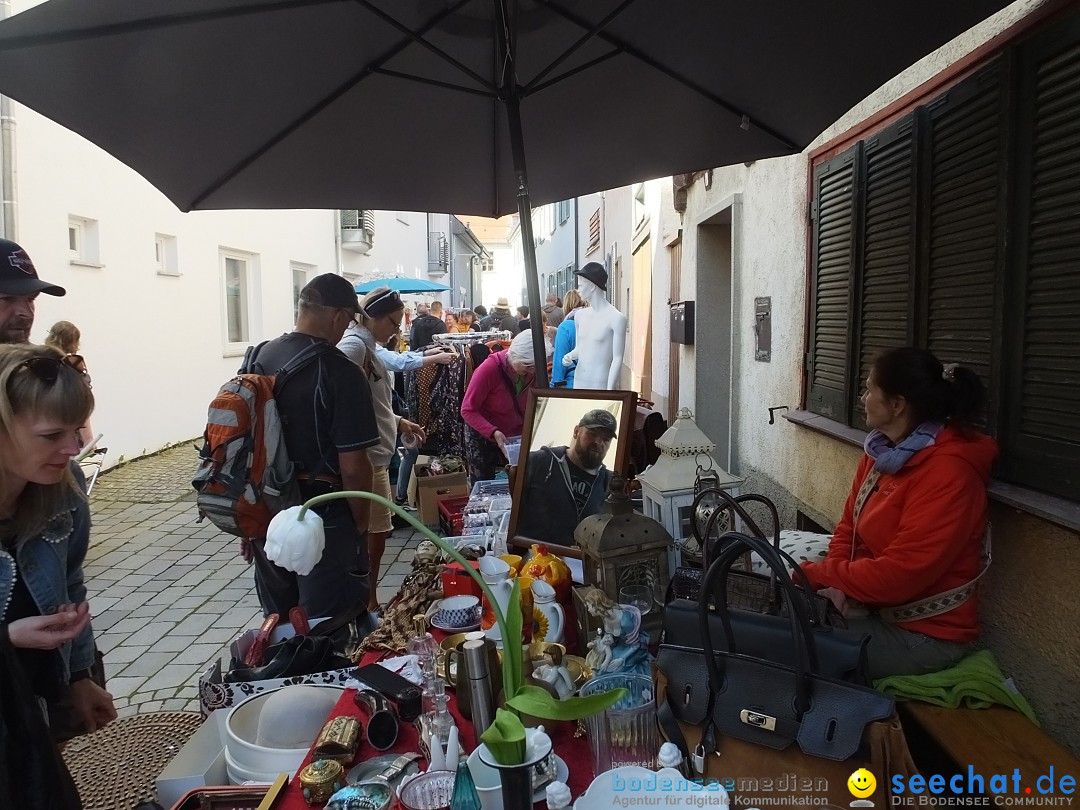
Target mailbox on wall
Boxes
[670,301,695,345]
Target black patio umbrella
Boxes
[0,0,1010,380]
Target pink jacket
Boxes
[461,351,531,439]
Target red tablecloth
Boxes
[276,650,593,810]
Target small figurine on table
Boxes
[582,590,650,677]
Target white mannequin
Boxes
[564,274,626,390]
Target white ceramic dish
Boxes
[430,613,482,632]
[224,684,344,775]
[572,766,726,810]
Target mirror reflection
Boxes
[510,390,636,546]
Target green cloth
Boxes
[875,650,1040,725]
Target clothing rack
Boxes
[433,330,512,345]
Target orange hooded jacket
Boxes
[801,425,998,643]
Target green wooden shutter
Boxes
[923,62,1006,430]
[1002,20,1080,498]
[853,114,917,424]
[808,147,859,422]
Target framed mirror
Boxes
[508,388,638,546]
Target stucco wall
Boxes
[675,0,1080,754]
[15,103,338,468]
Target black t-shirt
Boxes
[566,458,599,517]
[249,333,379,477]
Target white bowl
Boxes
[224,685,343,774]
[223,746,279,786]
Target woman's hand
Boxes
[400,419,427,446]
[7,602,90,650]
[69,678,117,734]
[492,430,508,458]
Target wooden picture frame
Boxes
[508,387,638,548]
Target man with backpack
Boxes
[243,274,379,620]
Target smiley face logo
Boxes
[847,768,877,799]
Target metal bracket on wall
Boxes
[768,406,789,425]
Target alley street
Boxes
[84,443,420,717]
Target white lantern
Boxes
[636,408,742,571]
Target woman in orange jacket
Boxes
[800,347,997,679]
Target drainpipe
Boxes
[333,210,343,275]
[573,197,579,271]
[0,0,16,241]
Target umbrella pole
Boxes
[505,95,549,387]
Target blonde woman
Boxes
[0,344,116,740]
[44,321,94,447]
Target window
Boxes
[154,233,179,276]
[557,199,572,225]
[221,251,254,347]
[805,15,1080,501]
[68,215,101,266]
[291,263,314,322]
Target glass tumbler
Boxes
[397,769,456,810]
[578,673,659,774]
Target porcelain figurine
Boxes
[582,590,651,677]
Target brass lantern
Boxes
[574,473,672,636]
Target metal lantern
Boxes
[636,408,743,571]
[575,473,672,636]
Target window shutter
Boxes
[1002,21,1080,498]
[808,147,859,421]
[923,64,1005,401]
[854,114,917,422]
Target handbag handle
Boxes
[694,489,774,568]
[698,531,817,715]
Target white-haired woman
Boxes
[0,344,115,743]
[461,330,550,481]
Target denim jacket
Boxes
[0,467,94,684]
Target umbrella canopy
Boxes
[0,0,1012,379]
[355,277,452,295]
[0,0,1010,217]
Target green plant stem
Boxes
[297,490,517,703]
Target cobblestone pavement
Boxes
[85,443,421,717]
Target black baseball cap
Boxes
[300,273,360,312]
[578,409,618,438]
[574,261,608,292]
[0,239,65,297]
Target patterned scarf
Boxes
[863,421,944,474]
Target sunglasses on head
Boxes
[13,354,91,387]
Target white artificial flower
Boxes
[264,506,325,575]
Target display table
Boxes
[276,651,594,809]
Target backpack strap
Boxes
[271,340,335,392]
[239,339,270,375]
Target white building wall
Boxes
[14,103,338,467]
[340,211,428,282]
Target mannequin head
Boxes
[577,275,606,305]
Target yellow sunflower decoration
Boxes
[531,606,549,641]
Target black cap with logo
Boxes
[0,239,65,297]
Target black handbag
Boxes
[667,489,845,628]
[657,531,892,772]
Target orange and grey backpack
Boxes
[192,341,332,539]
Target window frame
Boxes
[221,249,254,354]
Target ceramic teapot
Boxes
[521,544,573,603]
[530,580,564,643]
[477,555,513,646]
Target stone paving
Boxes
[84,443,421,717]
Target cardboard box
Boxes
[416,470,469,527]
[406,454,432,508]
[197,618,353,718]
[156,707,230,808]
